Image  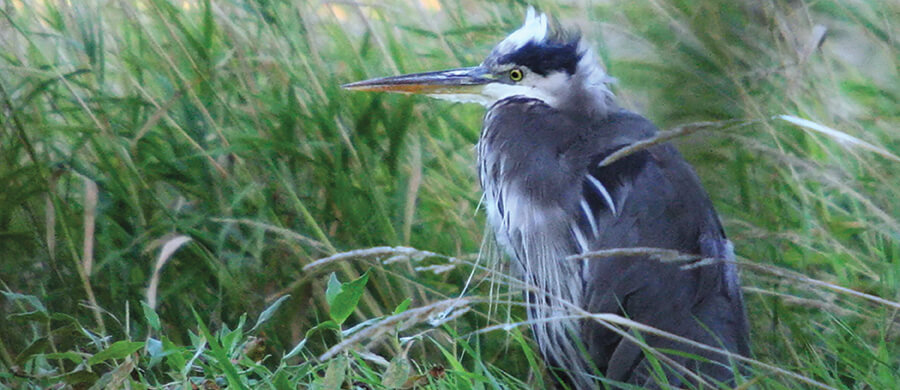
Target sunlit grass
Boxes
[1,0,897,388]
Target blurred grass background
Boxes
[0,0,897,388]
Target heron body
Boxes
[480,101,749,387]
[345,7,749,388]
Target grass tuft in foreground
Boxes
[1,0,897,388]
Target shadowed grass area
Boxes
[0,0,897,388]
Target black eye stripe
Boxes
[499,40,581,76]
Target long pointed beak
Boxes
[342,66,494,95]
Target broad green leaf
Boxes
[43,351,83,364]
[9,310,50,322]
[381,356,411,388]
[146,337,165,369]
[48,312,80,324]
[328,271,370,325]
[222,325,243,353]
[325,273,341,307]
[141,301,160,331]
[15,337,49,365]
[87,341,144,366]
[322,355,348,390]
[272,367,292,390]
[392,298,412,315]
[307,320,340,337]
[161,336,186,373]
[91,357,136,389]
[59,370,99,386]
[2,291,46,313]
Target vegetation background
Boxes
[0,0,897,388]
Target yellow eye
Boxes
[509,68,524,82]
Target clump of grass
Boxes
[1,0,897,388]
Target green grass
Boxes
[1,0,897,388]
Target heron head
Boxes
[343,7,615,115]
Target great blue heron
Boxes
[344,7,749,388]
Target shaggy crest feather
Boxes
[494,6,548,53]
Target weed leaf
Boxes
[327,271,369,325]
[87,341,144,366]
[252,294,290,332]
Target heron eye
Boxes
[509,68,524,82]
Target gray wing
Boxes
[573,111,749,385]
